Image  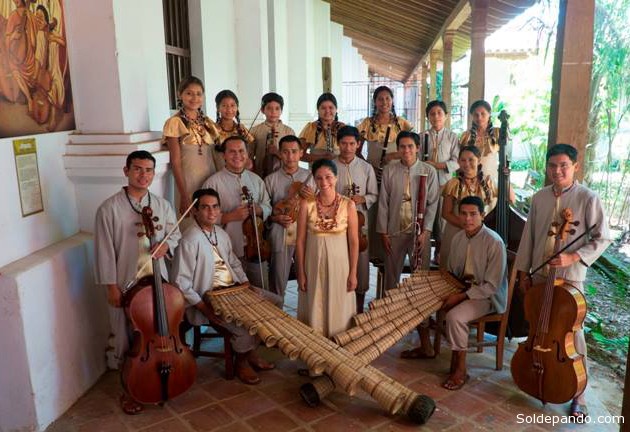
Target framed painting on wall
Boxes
[0,0,75,138]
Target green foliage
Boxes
[585,311,629,356]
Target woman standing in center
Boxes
[214,89,255,171]
[296,159,358,338]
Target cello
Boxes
[484,110,528,337]
[510,208,587,404]
[122,206,197,404]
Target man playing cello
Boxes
[94,150,181,414]
[514,144,611,419]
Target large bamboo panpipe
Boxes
[301,270,464,420]
[207,283,441,424]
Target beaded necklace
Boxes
[197,220,218,246]
[179,109,208,155]
[315,193,341,231]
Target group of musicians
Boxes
[94,77,611,419]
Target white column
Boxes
[65,0,169,133]
[442,29,456,128]
[468,0,488,110]
[267,0,291,115]
[287,0,317,130]
[429,49,439,101]
[64,0,172,232]
[189,0,237,109]
[234,0,270,125]
[330,22,344,110]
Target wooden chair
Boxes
[181,320,235,379]
[434,268,517,371]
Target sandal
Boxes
[119,394,143,415]
[569,400,588,419]
[400,347,436,360]
[442,374,470,391]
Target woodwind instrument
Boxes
[422,132,429,161]
[349,183,368,252]
[206,278,455,424]
[375,126,391,185]
[411,174,428,272]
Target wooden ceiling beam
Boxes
[406,0,471,82]
[330,6,438,42]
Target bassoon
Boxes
[410,174,428,272]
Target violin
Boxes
[511,208,587,404]
[242,186,271,263]
[272,173,314,222]
[262,125,279,177]
[122,206,196,404]
[349,183,368,253]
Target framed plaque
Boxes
[13,138,44,217]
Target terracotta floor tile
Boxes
[444,420,487,431]
[408,378,452,402]
[341,396,391,428]
[120,403,175,430]
[465,380,516,405]
[419,406,462,431]
[221,389,278,418]
[137,417,192,432]
[260,380,303,405]
[202,378,252,401]
[213,421,254,432]
[75,415,130,432]
[196,358,230,383]
[168,386,215,414]
[64,393,118,426]
[283,400,336,424]
[246,408,299,431]
[183,403,234,431]
[439,391,487,418]
[311,412,366,432]
[473,406,522,429]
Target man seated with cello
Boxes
[438,195,508,390]
[265,135,315,304]
[172,188,277,385]
[514,144,611,419]
[94,150,181,414]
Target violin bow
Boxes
[528,223,597,276]
[125,198,199,291]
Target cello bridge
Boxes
[533,345,551,353]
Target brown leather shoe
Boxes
[248,352,276,371]
[236,364,261,385]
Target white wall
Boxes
[0,132,78,269]
[0,234,106,432]
[330,22,344,116]
[267,0,291,118]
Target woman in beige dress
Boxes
[357,85,413,170]
[163,76,220,217]
[299,93,345,164]
[440,146,497,269]
[214,89,256,170]
[296,159,358,338]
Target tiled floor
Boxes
[47,269,622,432]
